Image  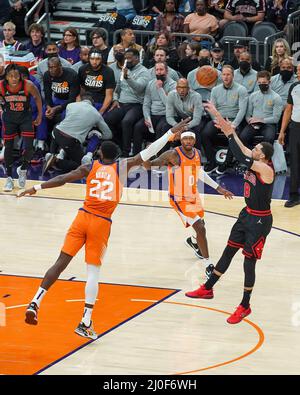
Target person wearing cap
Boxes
[240,70,283,150]
[221,0,265,33]
[210,42,227,71]
[72,47,90,74]
[166,78,204,148]
[234,51,258,94]
[90,28,111,65]
[202,64,248,174]
[143,128,233,280]
[104,47,150,157]
[229,40,261,72]
[133,61,177,155]
[78,49,116,115]
[107,28,144,65]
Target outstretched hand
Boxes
[17,187,37,198]
[216,185,234,199]
[204,101,235,137]
[170,117,191,140]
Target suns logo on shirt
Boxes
[51,81,70,94]
[85,75,104,88]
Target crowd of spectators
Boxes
[0,0,299,207]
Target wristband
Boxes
[33,184,42,191]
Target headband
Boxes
[181,131,196,139]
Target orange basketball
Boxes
[196,65,218,87]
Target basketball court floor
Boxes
[0,176,299,375]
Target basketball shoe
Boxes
[25,302,38,325]
[17,166,27,189]
[185,236,204,259]
[3,177,14,192]
[75,321,98,340]
[227,305,251,324]
[185,284,214,299]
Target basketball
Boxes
[196,65,218,87]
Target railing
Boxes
[264,31,286,67]
[219,36,259,60]
[25,0,51,42]
[112,30,215,47]
[287,10,300,47]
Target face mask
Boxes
[115,52,125,62]
[126,61,135,70]
[47,52,57,58]
[156,75,166,82]
[259,83,269,93]
[198,58,210,67]
[239,61,250,73]
[280,69,293,83]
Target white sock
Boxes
[37,140,45,150]
[81,307,93,327]
[32,287,47,308]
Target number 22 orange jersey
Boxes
[83,160,123,219]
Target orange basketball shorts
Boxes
[62,209,111,265]
[169,197,204,228]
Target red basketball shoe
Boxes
[185,284,214,299]
[227,305,251,324]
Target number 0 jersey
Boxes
[82,160,123,219]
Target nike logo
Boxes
[257,219,262,224]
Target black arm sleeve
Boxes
[228,134,254,169]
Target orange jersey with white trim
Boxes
[168,147,201,202]
[83,160,123,218]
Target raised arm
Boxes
[18,164,91,197]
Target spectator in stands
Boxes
[58,28,81,65]
[148,48,180,80]
[266,0,296,31]
[35,42,72,91]
[104,48,150,157]
[208,0,228,20]
[278,63,300,208]
[178,0,195,13]
[221,0,265,32]
[154,0,185,33]
[0,0,10,25]
[239,70,283,150]
[166,78,203,147]
[0,21,24,50]
[183,0,219,49]
[143,31,179,70]
[150,0,165,14]
[210,42,226,71]
[178,42,201,77]
[234,51,257,94]
[43,93,113,173]
[229,40,261,71]
[0,54,5,80]
[114,0,137,21]
[90,28,110,65]
[133,61,177,154]
[72,47,90,73]
[270,58,297,105]
[24,23,46,62]
[202,65,248,174]
[107,28,144,65]
[108,44,126,81]
[79,49,116,115]
[43,57,80,123]
[265,38,291,76]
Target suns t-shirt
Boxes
[78,63,116,104]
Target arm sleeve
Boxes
[43,73,53,106]
[287,84,294,105]
[166,93,178,127]
[263,95,283,124]
[96,112,113,140]
[126,72,149,94]
[199,167,219,189]
[228,134,254,168]
[59,72,80,111]
[188,95,203,128]
[246,94,254,122]
[143,83,152,120]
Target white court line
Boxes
[6,304,28,310]
[66,299,99,302]
[130,299,158,303]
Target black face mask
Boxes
[47,52,58,58]
[239,61,250,73]
[126,61,135,70]
[280,69,293,83]
[115,52,125,62]
[156,75,166,82]
[198,58,210,67]
[259,83,269,93]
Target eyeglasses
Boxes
[64,33,74,37]
[92,36,102,40]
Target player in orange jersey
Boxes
[18,118,190,339]
[144,130,234,281]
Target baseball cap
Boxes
[234,39,248,48]
[211,42,224,52]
